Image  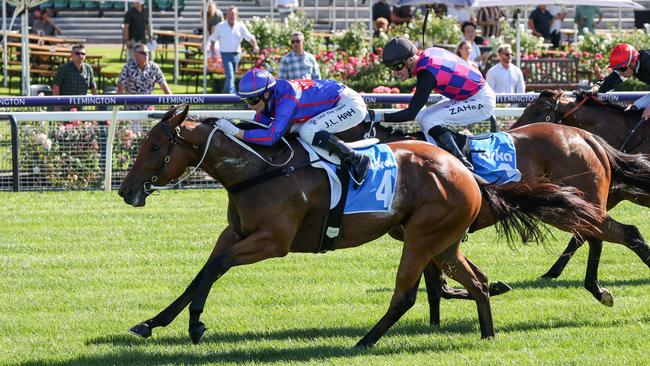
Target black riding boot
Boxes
[312,131,371,186]
[428,125,474,170]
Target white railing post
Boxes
[104,106,121,192]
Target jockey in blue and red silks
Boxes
[214,68,371,186]
[365,37,496,171]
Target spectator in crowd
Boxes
[460,21,487,70]
[276,0,298,22]
[575,6,603,35]
[117,43,171,136]
[117,43,172,106]
[486,44,525,94]
[52,44,97,98]
[278,31,320,80]
[456,40,479,71]
[391,5,412,25]
[528,6,553,43]
[30,7,63,36]
[547,5,566,48]
[209,6,259,94]
[204,0,223,35]
[476,6,505,38]
[446,4,474,25]
[372,0,391,24]
[374,17,389,37]
[123,0,151,61]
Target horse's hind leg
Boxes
[433,246,494,338]
[583,239,613,307]
[129,227,240,339]
[423,261,443,326]
[540,236,585,279]
[355,246,431,348]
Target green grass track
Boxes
[1,190,649,365]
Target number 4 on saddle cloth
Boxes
[298,139,398,214]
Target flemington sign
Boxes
[0,93,645,108]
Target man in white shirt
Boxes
[209,6,259,94]
[486,44,525,93]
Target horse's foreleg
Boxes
[583,239,613,307]
[187,229,286,344]
[129,227,240,339]
[540,236,584,279]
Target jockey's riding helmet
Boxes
[237,68,276,99]
[609,43,639,70]
[382,37,417,68]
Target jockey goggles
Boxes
[240,79,271,106]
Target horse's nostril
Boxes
[118,188,131,198]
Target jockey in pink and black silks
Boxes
[365,37,496,171]
[213,68,371,186]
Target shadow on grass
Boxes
[22,314,650,366]
[368,276,650,295]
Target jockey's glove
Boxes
[364,110,383,124]
[215,119,241,136]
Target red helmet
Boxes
[609,43,639,69]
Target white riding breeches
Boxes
[416,85,496,140]
[296,87,367,143]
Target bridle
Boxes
[143,121,218,194]
[142,118,296,195]
[539,93,593,123]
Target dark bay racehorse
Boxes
[511,90,650,293]
[345,120,650,308]
[118,104,599,346]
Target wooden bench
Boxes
[519,58,580,92]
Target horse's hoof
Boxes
[600,289,614,307]
[540,272,559,280]
[189,322,206,344]
[129,322,152,338]
[489,281,512,296]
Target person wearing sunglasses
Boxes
[485,44,525,94]
[117,43,171,107]
[214,67,371,186]
[365,37,496,171]
[278,31,320,80]
[586,43,650,120]
[52,43,97,102]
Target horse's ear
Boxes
[166,104,190,128]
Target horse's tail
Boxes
[592,134,650,193]
[481,183,602,245]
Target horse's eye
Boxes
[151,144,160,152]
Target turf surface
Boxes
[1,190,649,365]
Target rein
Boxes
[144,120,315,195]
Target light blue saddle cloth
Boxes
[468,132,521,186]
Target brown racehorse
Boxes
[118,104,600,347]
[511,90,650,292]
[345,120,650,310]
